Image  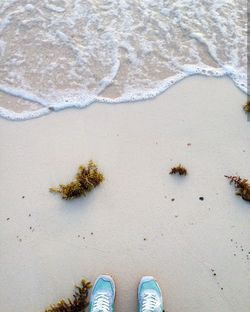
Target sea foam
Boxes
[0,0,247,120]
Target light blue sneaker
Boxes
[89,275,115,312]
[138,276,163,312]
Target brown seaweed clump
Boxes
[45,279,92,312]
[50,161,104,200]
[243,100,250,113]
[225,175,250,202]
[169,164,187,176]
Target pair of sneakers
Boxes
[89,274,163,312]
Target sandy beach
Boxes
[0,76,249,311]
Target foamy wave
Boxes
[0,0,247,120]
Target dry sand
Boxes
[0,76,249,312]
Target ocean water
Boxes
[0,0,247,120]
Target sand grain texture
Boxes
[0,76,249,312]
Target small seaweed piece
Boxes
[50,161,104,200]
[169,164,187,176]
[225,175,250,202]
[45,279,92,312]
[243,100,250,113]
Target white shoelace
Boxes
[142,293,160,312]
[92,293,111,312]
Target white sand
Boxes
[0,76,249,312]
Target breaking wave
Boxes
[0,0,247,120]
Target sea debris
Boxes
[169,164,187,176]
[45,279,92,312]
[50,161,104,200]
[225,175,250,202]
[243,100,250,112]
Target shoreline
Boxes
[0,74,248,121]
